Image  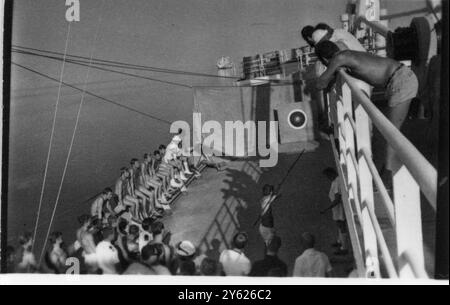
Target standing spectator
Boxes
[45,231,68,274]
[293,232,332,277]
[219,232,251,276]
[6,246,16,273]
[321,168,349,256]
[258,185,281,247]
[249,235,287,277]
[171,240,197,275]
[90,188,114,221]
[15,232,37,273]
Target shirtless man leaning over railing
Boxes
[315,40,418,185]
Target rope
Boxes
[12,62,173,125]
[37,3,106,265]
[12,44,240,80]
[31,23,72,254]
[13,49,305,88]
[12,49,193,89]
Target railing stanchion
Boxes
[394,166,426,278]
[342,81,380,277]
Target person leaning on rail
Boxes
[315,40,419,186]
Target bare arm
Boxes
[115,180,123,204]
[316,52,351,90]
[105,199,115,216]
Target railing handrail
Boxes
[338,70,438,209]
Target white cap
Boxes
[312,29,328,45]
[172,135,182,143]
[96,241,120,268]
[177,240,196,257]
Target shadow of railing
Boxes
[197,161,264,256]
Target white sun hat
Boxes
[312,29,329,45]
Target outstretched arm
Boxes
[316,52,350,90]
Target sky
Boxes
[7,0,425,253]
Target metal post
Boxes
[342,82,379,278]
[393,166,425,278]
[435,0,449,280]
[1,0,13,274]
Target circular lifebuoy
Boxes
[288,109,308,130]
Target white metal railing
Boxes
[327,69,437,279]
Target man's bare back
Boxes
[317,50,401,89]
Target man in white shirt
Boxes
[219,232,251,276]
[293,232,332,277]
[321,168,348,256]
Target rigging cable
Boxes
[12,44,240,80]
[12,49,193,89]
[38,0,108,265]
[12,49,302,88]
[31,23,72,255]
[12,62,173,125]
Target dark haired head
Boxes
[301,25,315,47]
[315,40,340,65]
[151,221,165,236]
[233,232,248,250]
[128,224,140,236]
[78,214,91,225]
[302,232,316,249]
[49,232,63,245]
[130,158,139,166]
[315,23,332,31]
[103,187,113,195]
[120,167,128,175]
[142,218,153,232]
[323,167,338,180]
[159,145,166,150]
[154,150,161,156]
[141,243,163,262]
[263,184,274,196]
[18,232,32,246]
[101,227,115,241]
[267,235,282,254]
[200,258,218,276]
[118,219,128,234]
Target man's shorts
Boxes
[385,65,419,108]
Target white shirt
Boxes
[163,142,181,163]
[329,178,345,221]
[219,249,251,276]
[331,29,366,52]
[293,248,332,277]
